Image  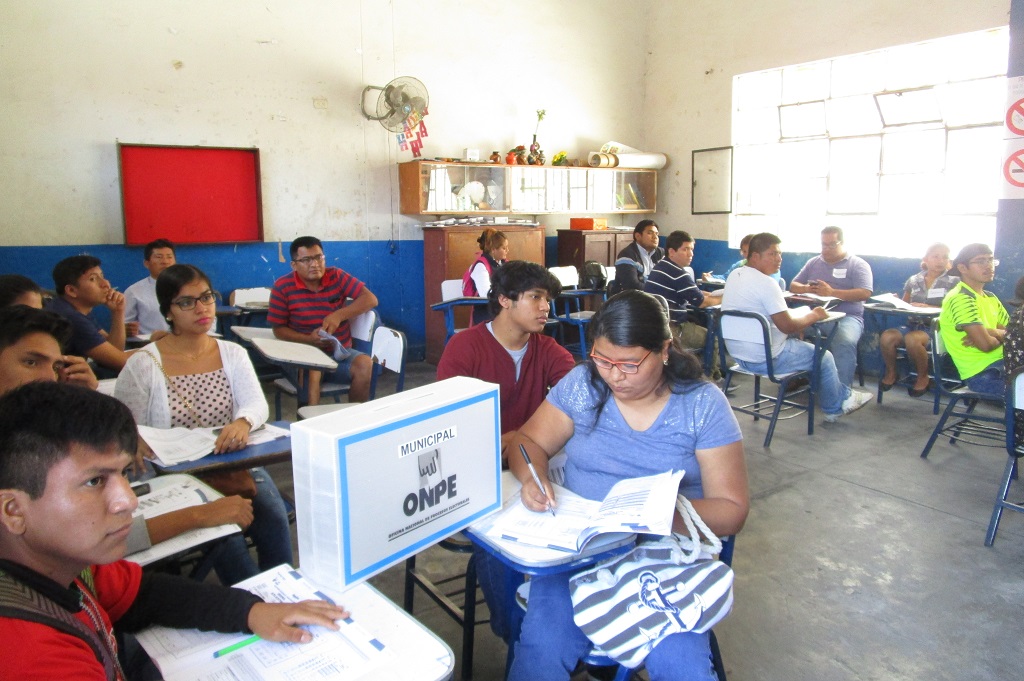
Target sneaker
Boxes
[824,389,873,422]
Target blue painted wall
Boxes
[1,235,1014,368]
[0,240,427,359]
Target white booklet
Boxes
[484,469,684,553]
[136,565,387,681]
[140,424,290,467]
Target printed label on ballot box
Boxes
[291,377,501,590]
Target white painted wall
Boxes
[1,0,1011,249]
[644,0,1010,243]
[0,0,649,246]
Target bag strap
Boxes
[672,495,723,563]
[0,568,122,681]
[142,349,204,425]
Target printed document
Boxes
[485,469,684,552]
[136,565,386,681]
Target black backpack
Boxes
[581,261,607,291]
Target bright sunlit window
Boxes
[731,27,1008,257]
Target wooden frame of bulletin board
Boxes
[118,143,264,245]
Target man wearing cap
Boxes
[939,243,1009,396]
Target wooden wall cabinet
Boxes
[423,225,545,364]
[556,229,636,270]
[400,161,656,216]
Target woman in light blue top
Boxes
[507,290,749,681]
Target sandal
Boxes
[908,381,934,397]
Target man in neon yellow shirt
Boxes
[939,243,1009,395]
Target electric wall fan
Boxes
[360,76,429,132]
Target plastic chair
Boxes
[717,310,814,447]
[432,279,489,346]
[271,308,379,420]
[549,265,600,357]
[296,325,408,419]
[920,319,1004,458]
[985,369,1024,546]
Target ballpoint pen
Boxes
[519,443,556,517]
[213,633,260,658]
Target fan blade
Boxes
[408,96,427,115]
[383,108,407,130]
[385,84,406,108]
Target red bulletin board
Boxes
[118,143,263,245]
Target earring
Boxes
[166,317,172,322]
[663,359,669,365]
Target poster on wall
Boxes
[1001,76,1024,200]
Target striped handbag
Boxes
[568,496,734,669]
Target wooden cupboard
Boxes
[423,225,545,364]
[556,229,636,270]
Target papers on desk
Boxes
[793,293,841,309]
[869,293,941,315]
[140,424,290,467]
[125,476,239,567]
[485,469,683,553]
[136,564,387,681]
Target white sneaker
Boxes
[824,389,873,423]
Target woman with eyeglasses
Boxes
[507,290,749,681]
[116,264,293,583]
[878,242,959,397]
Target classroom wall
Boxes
[1,1,1017,359]
[0,0,649,357]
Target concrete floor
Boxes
[263,361,1024,681]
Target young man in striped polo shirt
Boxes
[268,236,378,404]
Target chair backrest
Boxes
[548,266,580,289]
[718,309,779,377]
[230,287,271,307]
[349,308,380,354]
[1008,369,1024,456]
[929,318,964,387]
[603,265,615,287]
[369,325,408,396]
[649,293,671,318]
[441,279,464,301]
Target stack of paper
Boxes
[136,565,387,681]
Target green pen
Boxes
[213,634,260,658]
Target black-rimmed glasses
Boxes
[171,291,217,310]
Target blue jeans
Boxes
[736,338,850,415]
[509,572,716,681]
[827,316,863,388]
[202,467,294,585]
[282,349,366,403]
[965,360,1005,397]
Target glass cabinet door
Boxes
[423,163,507,213]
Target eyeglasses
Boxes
[821,241,842,250]
[171,291,216,310]
[968,257,999,267]
[589,349,653,374]
[293,254,326,266]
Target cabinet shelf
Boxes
[399,160,657,216]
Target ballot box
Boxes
[291,376,501,588]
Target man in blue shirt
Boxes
[644,230,721,377]
[45,255,133,375]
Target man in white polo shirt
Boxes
[721,232,872,422]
